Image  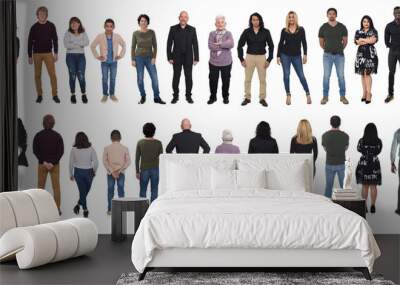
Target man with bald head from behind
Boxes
[166,119,210,153]
[167,11,199,104]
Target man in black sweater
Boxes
[167,11,199,104]
[385,6,400,103]
[166,119,210,153]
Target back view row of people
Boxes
[32,115,397,217]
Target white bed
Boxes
[131,154,380,280]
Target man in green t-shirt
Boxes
[318,8,349,105]
[322,115,349,198]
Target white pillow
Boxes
[211,168,237,190]
[166,163,212,192]
[266,162,307,191]
[236,169,267,189]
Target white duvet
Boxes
[131,190,380,273]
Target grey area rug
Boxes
[116,272,396,285]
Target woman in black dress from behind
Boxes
[248,121,279,153]
[356,123,382,213]
[290,119,318,176]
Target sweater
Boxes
[28,21,58,57]
[277,27,307,57]
[69,147,99,177]
[208,30,234,66]
[64,31,89,54]
[131,29,157,60]
[33,129,64,164]
[90,32,126,61]
[135,139,163,173]
[102,142,131,174]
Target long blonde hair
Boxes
[285,11,299,32]
[296,119,313,145]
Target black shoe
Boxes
[73,204,80,215]
[71,95,77,104]
[82,94,88,104]
[223,98,229,104]
[186,97,194,104]
[53,96,61,103]
[36,96,43,103]
[241,98,251,106]
[207,97,216,104]
[395,209,400,216]
[370,205,376,213]
[58,210,62,216]
[385,95,394,103]
[361,98,366,102]
[365,100,371,104]
[259,99,268,107]
[154,98,166,104]
[139,96,146,104]
[83,210,89,218]
[171,97,179,104]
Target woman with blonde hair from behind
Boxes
[277,11,311,105]
[290,119,318,176]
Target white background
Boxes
[16,0,400,234]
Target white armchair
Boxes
[0,189,98,269]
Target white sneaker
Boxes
[101,96,108,103]
[110,95,118,102]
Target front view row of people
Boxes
[32,115,400,217]
[27,6,400,105]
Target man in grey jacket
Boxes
[390,128,400,215]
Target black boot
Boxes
[73,204,80,215]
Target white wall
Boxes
[17,0,400,234]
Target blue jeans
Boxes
[139,168,159,202]
[101,61,118,96]
[107,173,125,211]
[323,52,346,97]
[74,168,94,210]
[135,56,160,99]
[325,164,345,198]
[66,53,86,94]
[280,53,309,94]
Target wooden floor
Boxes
[0,235,399,285]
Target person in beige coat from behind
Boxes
[91,18,126,103]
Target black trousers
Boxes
[209,63,232,99]
[172,56,193,98]
[388,50,400,96]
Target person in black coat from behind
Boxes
[248,121,279,153]
[167,11,199,104]
[166,118,210,154]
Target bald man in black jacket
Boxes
[166,119,210,153]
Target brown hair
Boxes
[68,17,85,34]
[36,6,48,17]
[73,132,91,149]
[42,114,55,129]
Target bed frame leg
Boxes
[138,268,148,281]
[354,267,371,280]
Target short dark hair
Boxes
[143,123,156,138]
[42,114,55,129]
[394,6,400,11]
[256,121,271,139]
[104,18,115,27]
[137,14,150,25]
[248,12,264,29]
[330,115,341,128]
[110,129,121,141]
[327,8,337,15]
[68,17,85,34]
[73,132,91,149]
